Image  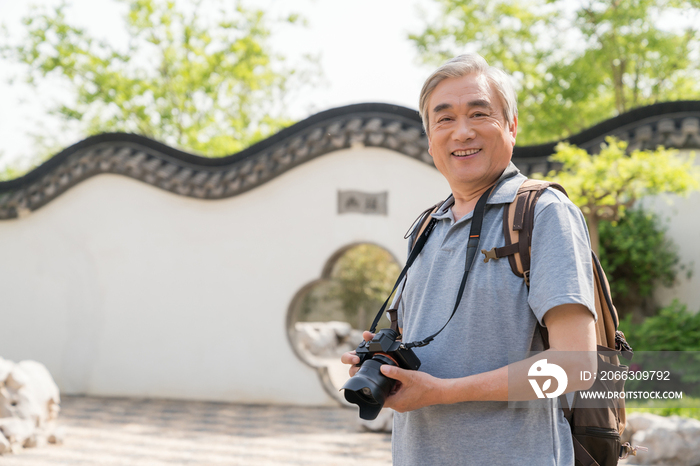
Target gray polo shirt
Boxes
[393,162,595,466]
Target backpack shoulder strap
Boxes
[481,178,635,454]
[405,201,442,249]
[481,179,566,285]
[485,178,629,356]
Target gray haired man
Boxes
[341,53,598,465]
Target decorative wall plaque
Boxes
[337,191,388,215]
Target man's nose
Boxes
[452,117,475,141]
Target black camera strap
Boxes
[368,213,439,334]
[368,186,494,348]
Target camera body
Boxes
[341,328,421,420]
[355,328,421,371]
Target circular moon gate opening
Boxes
[287,243,400,401]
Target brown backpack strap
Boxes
[489,180,626,353]
[407,202,442,249]
[488,179,633,463]
[481,180,566,285]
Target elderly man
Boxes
[341,53,597,465]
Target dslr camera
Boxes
[341,328,421,420]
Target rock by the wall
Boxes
[0,357,62,454]
[624,413,700,465]
[294,321,363,358]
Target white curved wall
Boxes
[4,144,694,406]
[0,146,448,406]
[647,150,700,312]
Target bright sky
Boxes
[0,0,440,169]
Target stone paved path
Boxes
[1,396,391,466]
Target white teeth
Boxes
[453,149,480,156]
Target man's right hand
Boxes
[340,331,374,377]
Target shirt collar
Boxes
[431,162,526,221]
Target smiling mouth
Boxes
[452,149,481,157]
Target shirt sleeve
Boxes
[527,189,597,325]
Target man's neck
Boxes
[450,182,497,222]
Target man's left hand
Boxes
[380,365,446,412]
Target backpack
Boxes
[405,179,642,466]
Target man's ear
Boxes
[428,136,433,157]
[509,115,518,146]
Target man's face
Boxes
[427,73,517,192]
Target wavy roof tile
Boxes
[1,101,699,220]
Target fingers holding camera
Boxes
[341,350,361,377]
[340,331,376,377]
[340,350,359,365]
[379,365,445,412]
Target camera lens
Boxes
[341,354,398,420]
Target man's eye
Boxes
[473,112,487,117]
[438,117,453,122]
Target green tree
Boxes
[599,208,683,317]
[0,162,25,182]
[620,301,700,351]
[534,137,700,256]
[329,244,401,331]
[1,0,311,160]
[411,0,700,144]
[295,245,400,331]
[617,302,700,407]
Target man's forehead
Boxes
[428,74,494,112]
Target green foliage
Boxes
[619,303,700,397]
[1,0,311,161]
[535,137,700,254]
[297,281,346,324]
[627,396,700,420]
[329,244,401,330]
[599,208,681,309]
[411,0,700,144]
[619,301,700,351]
[544,138,699,222]
[0,150,23,181]
[0,164,25,182]
[297,244,400,331]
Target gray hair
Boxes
[419,53,518,135]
